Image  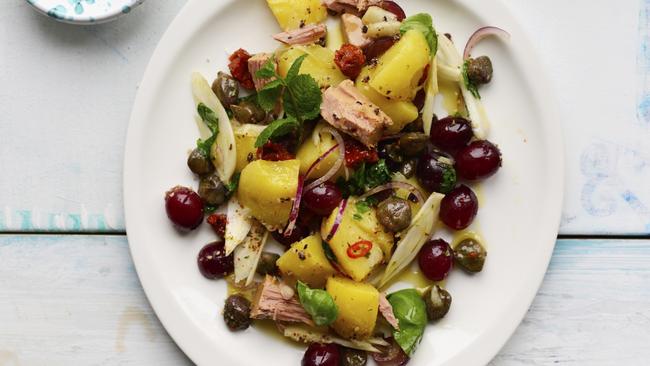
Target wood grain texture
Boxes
[0,236,648,365]
[0,1,648,234]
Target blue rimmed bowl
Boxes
[26,0,144,24]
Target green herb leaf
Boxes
[196,103,220,157]
[225,172,241,199]
[321,241,338,263]
[284,74,322,120]
[387,288,427,356]
[462,60,481,99]
[254,116,301,148]
[439,163,457,194]
[337,160,393,197]
[197,103,220,133]
[400,13,438,56]
[203,204,218,214]
[286,54,308,82]
[255,58,279,80]
[257,78,284,112]
[296,281,338,326]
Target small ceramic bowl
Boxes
[26,0,144,24]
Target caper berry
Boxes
[453,238,487,272]
[340,347,368,366]
[256,251,280,276]
[231,100,266,124]
[376,197,412,232]
[198,173,227,206]
[223,295,252,331]
[466,56,493,85]
[424,285,452,321]
[399,132,429,157]
[187,148,214,176]
[212,72,239,107]
[403,115,425,133]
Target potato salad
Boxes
[163,1,509,364]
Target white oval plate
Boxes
[124,0,564,365]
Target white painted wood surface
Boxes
[1,236,648,365]
[0,0,648,234]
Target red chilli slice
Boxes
[347,240,373,259]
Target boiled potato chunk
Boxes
[296,122,344,180]
[356,67,419,134]
[238,159,300,230]
[266,0,327,31]
[278,45,347,89]
[277,234,337,288]
[369,29,430,100]
[234,124,265,172]
[326,277,379,339]
[321,198,394,281]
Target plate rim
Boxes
[123,0,565,364]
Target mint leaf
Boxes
[387,288,427,356]
[254,117,300,148]
[257,79,284,112]
[225,172,241,198]
[462,60,481,99]
[285,74,322,121]
[286,54,308,82]
[400,13,438,56]
[196,103,220,157]
[255,58,278,79]
[439,163,457,194]
[297,281,338,326]
[365,159,392,188]
[337,160,393,197]
[197,103,220,134]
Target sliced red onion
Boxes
[325,198,347,242]
[283,174,304,237]
[304,127,346,192]
[463,26,511,60]
[305,143,339,179]
[359,182,425,204]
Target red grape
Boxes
[455,140,502,180]
[418,239,453,281]
[303,182,343,216]
[429,116,474,153]
[302,343,341,366]
[439,185,478,230]
[364,37,397,62]
[165,186,204,231]
[380,1,406,21]
[197,241,233,279]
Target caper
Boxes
[400,158,417,178]
[212,72,239,106]
[403,115,425,133]
[198,173,227,206]
[187,148,214,176]
[256,251,280,276]
[231,100,266,124]
[223,294,252,331]
[466,56,493,85]
[340,347,367,366]
[399,132,428,157]
[424,285,452,321]
[453,238,487,273]
[376,197,412,232]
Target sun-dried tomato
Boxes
[257,141,295,161]
[334,44,366,79]
[344,138,379,168]
[228,48,255,90]
[206,213,227,237]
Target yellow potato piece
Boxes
[326,277,379,339]
[356,67,419,134]
[278,45,347,89]
[233,125,265,172]
[266,0,327,31]
[321,198,393,281]
[296,123,343,180]
[277,234,337,288]
[238,159,300,230]
[369,29,430,100]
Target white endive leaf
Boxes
[224,196,252,256]
[234,220,268,286]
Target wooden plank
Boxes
[0,0,648,234]
[0,236,648,364]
